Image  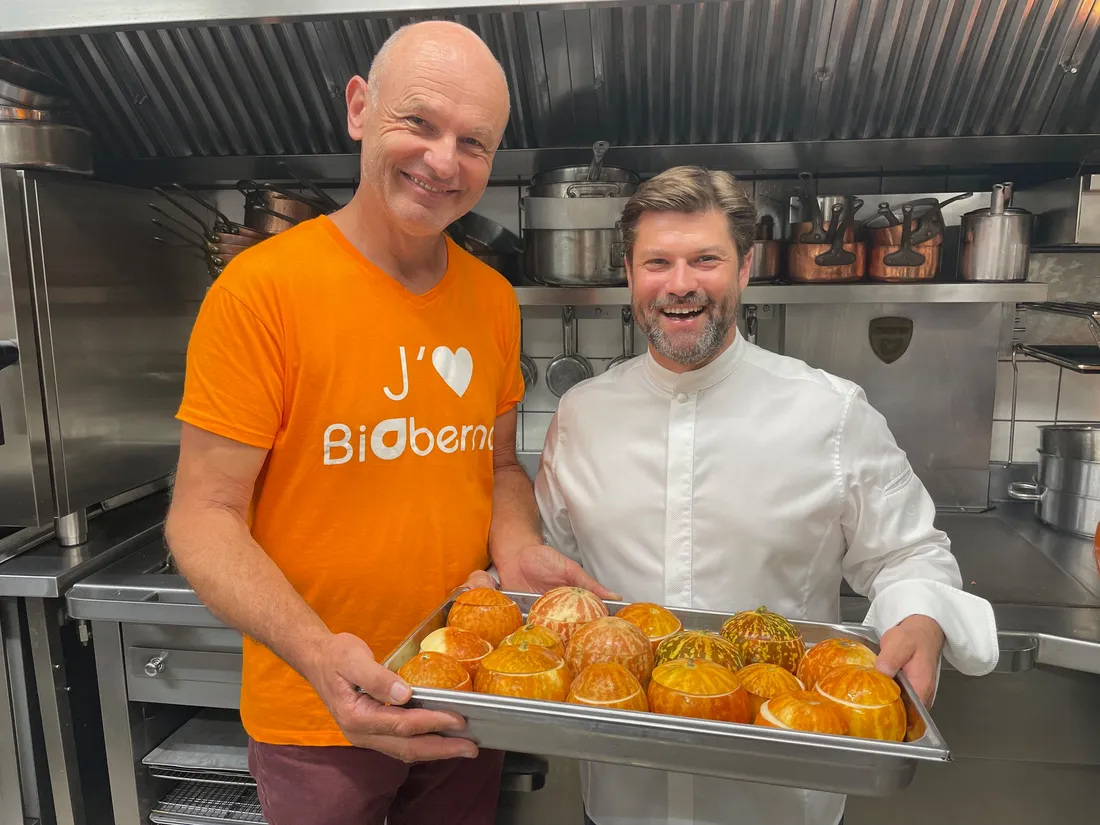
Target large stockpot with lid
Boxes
[523,196,630,285]
[959,182,1033,281]
[527,140,639,199]
[522,142,638,285]
[1009,425,1100,539]
[527,166,639,199]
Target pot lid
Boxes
[530,165,639,186]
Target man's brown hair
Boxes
[619,166,757,263]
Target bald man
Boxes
[166,21,609,825]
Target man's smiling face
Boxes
[627,209,752,371]
[350,30,510,236]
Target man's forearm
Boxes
[165,504,331,680]
[488,463,543,570]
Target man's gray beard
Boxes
[636,288,741,368]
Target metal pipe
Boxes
[54,511,87,547]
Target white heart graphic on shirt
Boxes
[432,346,473,397]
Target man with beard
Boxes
[533,166,999,825]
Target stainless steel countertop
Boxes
[839,502,1100,608]
[838,501,1100,675]
[0,491,170,598]
[61,498,1100,675]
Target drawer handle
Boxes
[144,653,168,677]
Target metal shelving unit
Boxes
[1016,302,1100,373]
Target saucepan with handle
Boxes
[545,306,593,397]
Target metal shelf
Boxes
[1017,345,1100,373]
[1015,302,1100,374]
[515,281,1051,307]
[95,137,1100,186]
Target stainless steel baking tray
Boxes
[142,711,250,773]
[382,590,950,798]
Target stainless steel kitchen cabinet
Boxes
[0,169,206,533]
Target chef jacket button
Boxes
[676,392,688,403]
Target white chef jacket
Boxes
[533,331,999,825]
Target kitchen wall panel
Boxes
[989,250,1100,465]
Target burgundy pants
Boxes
[248,739,505,825]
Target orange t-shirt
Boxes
[177,215,524,746]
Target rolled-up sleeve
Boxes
[534,409,582,566]
[838,388,999,678]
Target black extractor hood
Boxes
[1,0,1098,182]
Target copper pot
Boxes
[244,192,321,234]
[867,203,941,282]
[750,240,781,282]
[791,217,857,243]
[791,178,860,243]
[788,241,866,282]
[868,244,940,281]
[787,202,865,283]
[748,216,781,282]
[239,181,326,235]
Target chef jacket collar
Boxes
[643,329,746,395]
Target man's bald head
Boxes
[342,19,511,236]
[367,21,509,114]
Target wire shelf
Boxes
[149,767,255,787]
[150,782,265,825]
[1016,302,1100,374]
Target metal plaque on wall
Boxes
[868,317,914,364]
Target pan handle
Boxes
[562,306,577,357]
[814,204,856,267]
[152,186,212,233]
[1007,481,1045,501]
[621,306,634,357]
[151,218,208,251]
[937,191,975,211]
[565,182,621,198]
[149,205,210,243]
[277,161,340,212]
[170,184,238,233]
[882,204,927,268]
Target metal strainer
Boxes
[546,306,593,397]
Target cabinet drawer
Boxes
[126,645,242,709]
